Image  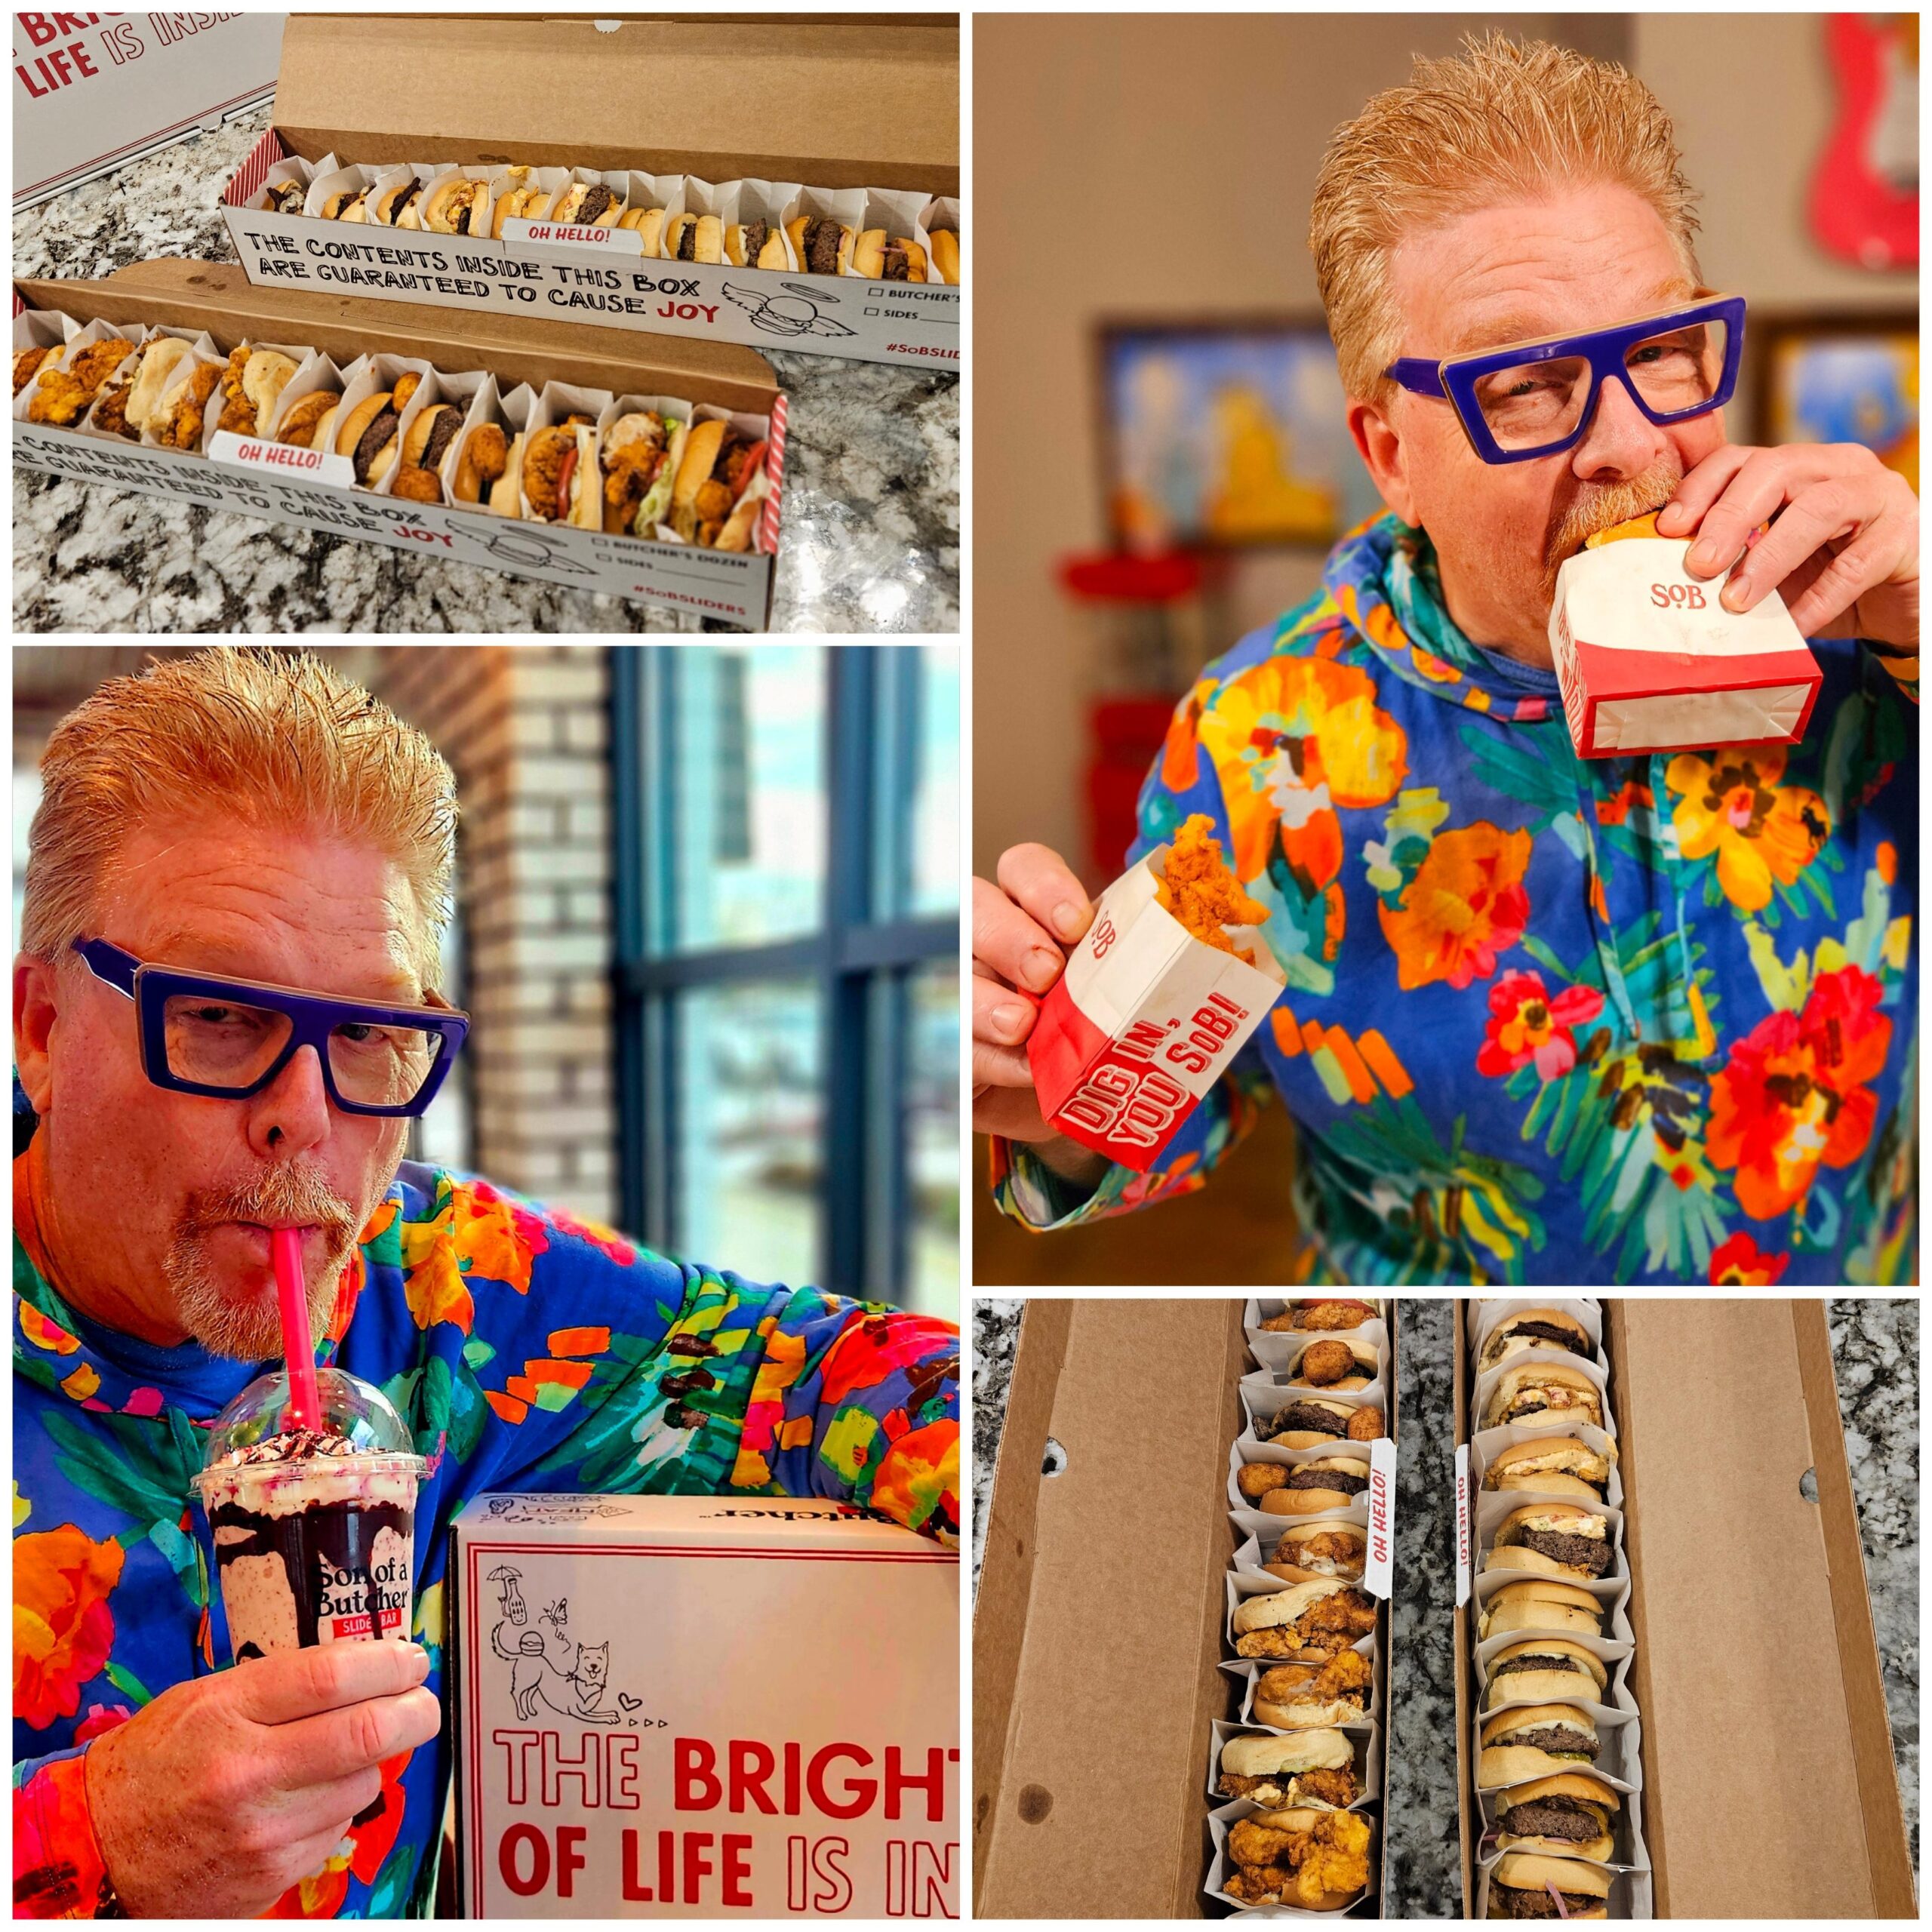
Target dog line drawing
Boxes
[488,1577,620,1724]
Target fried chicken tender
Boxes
[216,346,255,433]
[1293,1764,1363,1809]
[155,361,220,450]
[392,371,423,415]
[1156,813,1269,952]
[27,334,137,426]
[1237,1462,1290,1500]
[1266,1299,1375,1332]
[1226,1809,1371,1909]
[464,422,509,490]
[1228,1820,1299,1872]
[1260,1647,1374,1707]
[91,382,135,438]
[14,346,52,395]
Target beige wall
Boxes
[973,11,1916,876]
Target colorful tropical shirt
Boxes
[13,1131,958,1920]
[994,512,1917,1287]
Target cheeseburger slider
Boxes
[726,217,789,269]
[1478,1309,1590,1371]
[1257,1454,1370,1516]
[334,371,420,489]
[392,401,466,504]
[320,185,369,221]
[599,409,687,537]
[670,419,766,551]
[1481,1638,1607,1711]
[1482,1361,1602,1433]
[1217,1729,1358,1809]
[1493,1773,1620,1862]
[1486,1851,1611,1918]
[852,228,926,280]
[1484,1503,1612,1582]
[261,180,307,216]
[274,388,342,452]
[423,174,488,236]
[931,226,960,284]
[1232,1580,1377,1662]
[372,177,428,228]
[787,213,854,276]
[1478,1579,1605,1642]
[1224,1808,1372,1911]
[216,346,300,437]
[1483,1436,1615,1502]
[25,337,136,426]
[1263,1520,1367,1585]
[1253,1648,1371,1728]
[663,212,724,263]
[1260,1300,1377,1334]
[454,422,511,504]
[1287,1337,1377,1390]
[551,179,620,227]
[524,414,600,528]
[1478,1703,1600,1785]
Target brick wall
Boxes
[374,646,617,1224]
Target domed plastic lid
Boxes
[202,1364,416,1470]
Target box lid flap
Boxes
[974,1300,1245,1918]
[14,260,779,410]
[454,1491,952,1555]
[1614,1299,1912,1917]
[272,12,958,193]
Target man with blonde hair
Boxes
[14,649,958,1918]
[976,34,1915,1285]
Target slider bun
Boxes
[402,403,455,468]
[1481,1635,1608,1710]
[1489,1638,1605,1689]
[1253,1694,1364,1731]
[692,214,724,263]
[1478,1579,1604,1640]
[492,185,553,238]
[663,213,696,257]
[126,338,191,431]
[1231,1578,1351,1636]
[488,431,526,518]
[373,180,420,223]
[1257,1457,1372,1516]
[1582,512,1665,549]
[1483,1361,1601,1431]
[1220,1730,1353,1778]
[852,228,887,276]
[672,418,727,511]
[1266,1399,1354,1450]
[334,392,392,458]
[632,207,667,255]
[931,229,960,282]
[242,351,299,426]
[1491,1852,1611,1909]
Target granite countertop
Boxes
[12,111,958,634]
[972,1297,1919,1916]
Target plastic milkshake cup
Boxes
[195,1366,424,1662]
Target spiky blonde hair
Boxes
[1310,31,1704,404]
[22,647,457,983]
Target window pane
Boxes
[673,980,822,1287]
[907,961,960,1312]
[667,648,826,952]
[912,646,961,917]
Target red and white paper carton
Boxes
[1027,842,1286,1171]
[1549,537,1823,759]
[452,1494,958,1918]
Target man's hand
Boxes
[85,1639,440,1917]
[1657,441,1918,650]
[971,842,1109,1187]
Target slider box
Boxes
[13,260,785,631]
[448,1494,958,1918]
[1549,538,1823,759]
[1451,1300,1912,1918]
[218,14,961,371]
[975,1300,1400,1917]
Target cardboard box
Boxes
[1452,1299,1914,1918]
[14,260,786,629]
[974,1300,1399,1918]
[14,12,281,211]
[1027,840,1287,1172]
[217,14,961,371]
[1549,539,1822,758]
[449,1493,958,1918]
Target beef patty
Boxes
[1499,1725,1597,1759]
[352,405,399,481]
[1493,1885,1601,1918]
[1515,1529,1611,1575]
[1284,1466,1368,1496]
[1492,1653,1592,1681]
[1500,1797,1606,1843]
[1272,1401,1348,1439]
[1502,1321,1587,1354]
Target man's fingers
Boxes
[1654,445,1751,534]
[1781,521,1901,636]
[1718,480,1862,613]
[972,1083,1053,1143]
[972,1039,1035,1089]
[268,1685,442,1789]
[234,1641,430,1731]
[971,875,1066,995]
[973,972,1037,1048]
[1678,448,1795,577]
[995,842,1094,949]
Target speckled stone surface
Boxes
[971,1296,1918,1915]
[12,110,958,634]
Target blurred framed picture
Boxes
[1097,318,1382,552]
[1755,314,1918,494]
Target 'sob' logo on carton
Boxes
[319,1552,408,1638]
[1060,990,1252,1152]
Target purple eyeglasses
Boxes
[72,937,469,1118]
[1383,294,1746,465]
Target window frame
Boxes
[610,647,955,1298]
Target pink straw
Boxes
[272,1227,320,1431]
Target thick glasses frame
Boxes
[1383,294,1747,465]
[72,937,470,1118]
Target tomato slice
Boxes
[556,445,578,521]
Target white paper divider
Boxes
[1209,1718,1383,1807]
[1470,1418,1623,1509]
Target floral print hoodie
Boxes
[14,1135,958,1918]
[995,512,1916,1286]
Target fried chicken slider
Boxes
[1261,1300,1379,1334]
[670,418,766,550]
[1232,1579,1377,1662]
[1224,1807,1373,1911]
[1217,1729,1359,1809]
[1253,1647,1371,1728]
[1263,1520,1367,1586]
